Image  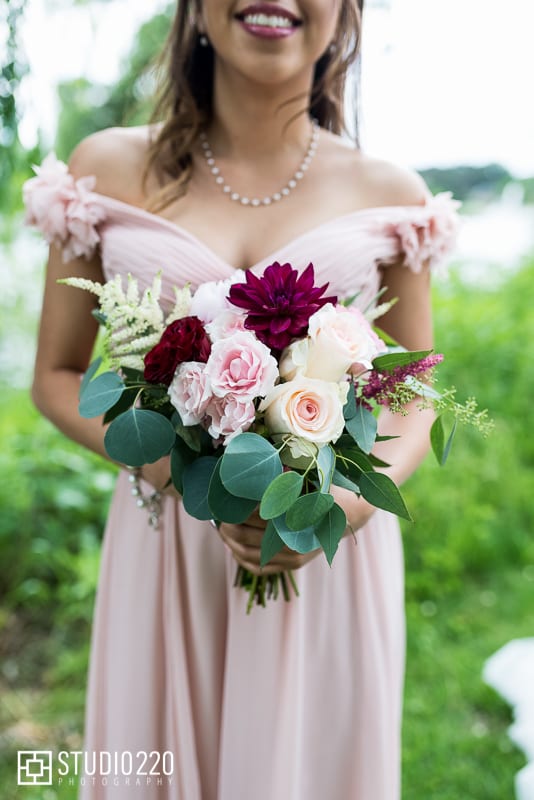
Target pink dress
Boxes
[24,154,460,800]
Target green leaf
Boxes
[315,503,347,566]
[182,456,219,520]
[172,411,202,453]
[343,383,357,420]
[208,459,258,523]
[372,325,400,347]
[103,386,139,424]
[220,433,283,500]
[359,472,412,521]
[91,309,107,326]
[372,349,432,372]
[431,415,457,466]
[316,445,335,492]
[285,492,334,531]
[79,356,102,397]
[260,521,286,567]
[104,407,176,466]
[345,404,377,454]
[170,438,196,495]
[332,469,360,493]
[259,471,304,520]
[272,514,321,554]
[79,371,124,418]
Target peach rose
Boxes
[259,377,349,452]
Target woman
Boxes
[25,1,459,798]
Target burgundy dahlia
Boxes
[144,316,211,385]
[228,261,337,351]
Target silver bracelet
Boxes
[127,467,163,529]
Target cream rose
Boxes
[259,377,349,449]
[296,303,386,382]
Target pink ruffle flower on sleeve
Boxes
[389,192,462,274]
[23,152,106,262]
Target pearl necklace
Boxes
[199,119,319,207]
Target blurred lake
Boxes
[1,188,533,388]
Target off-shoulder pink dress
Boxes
[24,154,460,800]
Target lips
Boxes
[235,3,303,29]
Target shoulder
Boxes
[322,132,429,210]
[68,125,156,204]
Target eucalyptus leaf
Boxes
[372,349,432,373]
[79,356,102,397]
[79,371,124,418]
[170,438,196,495]
[182,457,219,520]
[285,492,334,531]
[343,384,357,420]
[359,472,412,521]
[315,503,347,566]
[273,514,321,554]
[345,404,377,454]
[103,386,139,424]
[104,407,175,466]
[220,433,283,500]
[208,459,258,523]
[259,471,303,520]
[260,521,286,567]
[316,445,336,493]
[332,469,360,494]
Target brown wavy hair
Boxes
[143,1,364,212]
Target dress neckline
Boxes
[90,190,428,273]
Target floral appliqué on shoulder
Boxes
[23,152,106,262]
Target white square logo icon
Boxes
[17,751,53,785]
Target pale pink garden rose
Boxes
[205,309,247,340]
[289,303,386,382]
[168,361,212,425]
[259,376,349,455]
[189,272,244,323]
[205,330,278,400]
[206,394,256,444]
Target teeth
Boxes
[243,13,294,28]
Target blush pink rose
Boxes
[168,361,212,425]
[205,330,278,400]
[259,376,349,452]
[206,395,256,444]
[205,310,247,340]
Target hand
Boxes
[217,509,322,577]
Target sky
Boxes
[17,0,534,176]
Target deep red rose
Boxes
[143,316,212,385]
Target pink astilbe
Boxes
[358,353,444,408]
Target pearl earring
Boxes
[328,42,336,55]
[199,34,209,47]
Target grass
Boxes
[1,258,534,797]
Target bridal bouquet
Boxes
[61,261,491,611]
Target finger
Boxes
[219,523,265,548]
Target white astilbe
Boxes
[165,284,192,325]
[60,273,165,368]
